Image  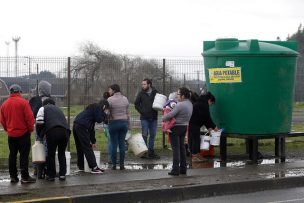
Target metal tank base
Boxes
[220,132,304,164]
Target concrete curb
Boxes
[71,176,304,203]
[14,176,304,203]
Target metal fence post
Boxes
[67,57,71,151]
[162,58,166,149]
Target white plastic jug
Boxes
[210,130,222,146]
[55,151,71,175]
[152,93,167,111]
[84,151,101,172]
[32,141,46,163]
[200,133,210,150]
[127,133,148,157]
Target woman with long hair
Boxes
[107,84,130,170]
[162,87,193,176]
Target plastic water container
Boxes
[55,151,71,175]
[127,133,148,157]
[84,151,100,172]
[32,141,46,163]
[152,93,167,111]
[200,133,210,150]
[210,130,222,146]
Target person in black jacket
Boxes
[36,98,70,181]
[73,100,109,174]
[29,80,52,179]
[134,78,159,159]
[189,92,218,162]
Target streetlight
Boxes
[12,36,21,77]
[5,41,10,77]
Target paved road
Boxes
[178,186,304,203]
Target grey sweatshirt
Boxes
[162,99,193,126]
[108,92,129,121]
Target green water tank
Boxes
[202,38,298,135]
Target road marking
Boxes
[268,197,304,203]
[10,196,70,203]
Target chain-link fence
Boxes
[0,56,206,163]
[295,55,304,102]
[0,56,303,165]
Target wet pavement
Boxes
[2,156,304,202]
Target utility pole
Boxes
[12,36,21,77]
[5,41,10,77]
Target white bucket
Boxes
[84,151,100,172]
[210,130,221,146]
[200,134,210,150]
[32,141,46,163]
[55,151,71,175]
[127,133,148,157]
[152,93,167,111]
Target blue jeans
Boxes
[141,119,157,151]
[108,120,128,166]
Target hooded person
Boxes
[29,80,52,117]
[29,80,52,179]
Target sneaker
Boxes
[75,169,85,173]
[140,153,148,159]
[38,173,45,180]
[33,168,37,176]
[10,177,19,183]
[59,176,66,181]
[120,165,125,170]
[21,176,36,184]
[37,165,46,179]
[46,176,55,181]
[180,170,187,175]
[91,167,105,174]
[148,153,160,159]
[168,171,179,176]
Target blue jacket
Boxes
[73,104,106,144]
[74,104,106,130]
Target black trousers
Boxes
[73,123,97,170]
[188,124,201,154]
[169,125,187,174]
[8,132,31,178]
[46,127,69,178]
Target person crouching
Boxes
[35,98,70,181]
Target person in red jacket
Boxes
[0,84,36,184]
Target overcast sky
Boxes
[0,0,303,57]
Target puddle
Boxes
[0,179,10,183]
[98,158,286,170]
[0,158,296,179]
[257,168,304,179]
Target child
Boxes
[162,92,177,134]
